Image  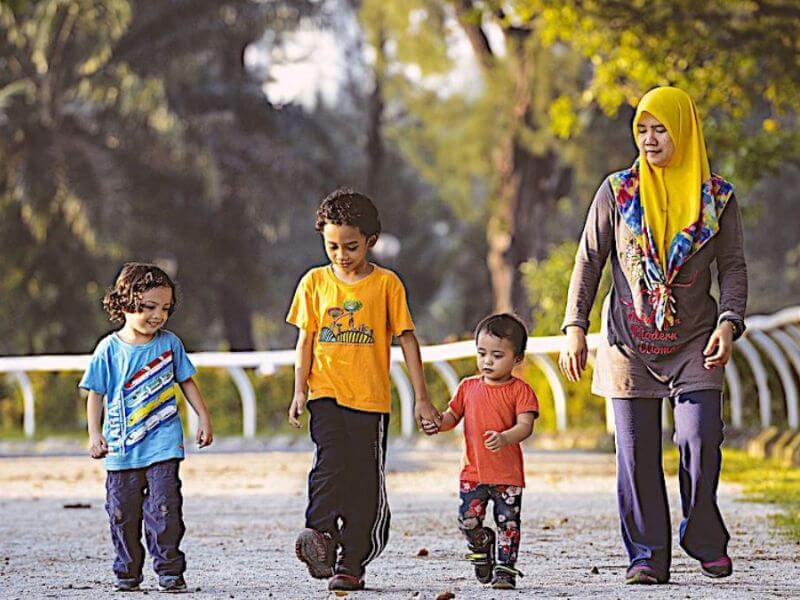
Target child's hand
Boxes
[414,398,442,432]
[420,418,439,435]
[89,433,108,459]
[196,419,214,448]
[288,392,308,428]
[483,430,508,452]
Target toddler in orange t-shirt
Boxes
[423,313,539,590]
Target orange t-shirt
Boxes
[448,375,539,487]
[286,264,415,413]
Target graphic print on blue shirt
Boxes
[79,330,196,470]
[122,350,179,450]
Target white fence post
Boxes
[1,307,799,438]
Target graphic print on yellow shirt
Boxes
[286,265,415,413]
[319,300,375,344]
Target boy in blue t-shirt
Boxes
[79,263,213,592]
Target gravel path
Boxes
[0,447,798,599]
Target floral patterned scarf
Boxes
[609,159,734,330]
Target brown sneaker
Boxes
[295,528,335,579]
[328,573,365,591]
[625,563,669,584]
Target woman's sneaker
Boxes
[701,556,733,578]
[625,563,668,584]
[328,573,365,591]
[491,564,524,589]
[295,528,336,579]
[158,574,188,593]
[465,528,496,584]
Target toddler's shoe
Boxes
[700,556,733,578]
[158,574,187,593]
[328,573,365,591]
[295,528,336,579]
[465,527,495,584]
[114,577,142,592]
[491,564,523,590]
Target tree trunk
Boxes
[488,135,572,318]
[365,23,386,195]
[217,285,255,351]
[461,11,572,320]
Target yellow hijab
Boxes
[632,87,710,268]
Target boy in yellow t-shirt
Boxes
[287,187,441,592]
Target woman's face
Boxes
[636,112,675,168]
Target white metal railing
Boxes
[2,306,799,439]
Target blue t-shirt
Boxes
[79,330,196,471]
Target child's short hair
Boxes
[315,187,381,238]
[474,313,529,357]
[102,262,177,324]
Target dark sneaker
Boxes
[295,528,335,579]
[114,577,142,592]
[701,556,733,578]
[465,527,495,584]
[158,575,188,593]
[491,564,524,590]
[328,573,365,591]
[625,563,668,584]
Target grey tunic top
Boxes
[562,176,748,398]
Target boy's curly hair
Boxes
[315,187,381,238]
[474,313,529,357]
[102,263,177,324]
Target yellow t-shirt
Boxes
[286,264,415,413]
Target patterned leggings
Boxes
[458,481,523,565]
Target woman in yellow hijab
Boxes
[635,87,708,274]
[559,86,748,585]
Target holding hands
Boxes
[415,398,442,435]
[420,418,440,435]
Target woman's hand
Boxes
[559,326,588,382]
[703,322,734,369]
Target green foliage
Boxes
[514,0,800,188]
[521,240,610,336]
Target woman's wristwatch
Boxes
[719,317,745,340]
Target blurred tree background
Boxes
[0,0,797,437]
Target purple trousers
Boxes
[613,390,729,578]
[105,459,186,581]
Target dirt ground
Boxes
[0,446,798,599]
